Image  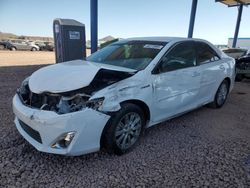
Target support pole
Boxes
[188,0,198,38]
[232,4,243,48]
[91,0,98,53]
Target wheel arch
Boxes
[100,99,151,148]
[224,77,231,90]
[120,99,150,122]
[214,77,231,99]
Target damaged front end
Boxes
[17,69,135,114]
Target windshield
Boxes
[86,40,167,70]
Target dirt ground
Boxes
[0,51,55,67]
[0,51,250,187]
[0,50,91,67]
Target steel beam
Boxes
[232,4,243,48]
[91,0,98,53]
[188,0,198,38]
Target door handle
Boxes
[219,65,225,70]
[192,72,200,77]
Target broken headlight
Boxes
[57,94,90,114]
[86,97,105,110]
[57,95,104,114]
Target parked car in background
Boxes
[34,41,46,51]
[43,42,54,51]
[7,40,39,51]
[235,50,250,81]
[222,48,248,59]
[34,41,54,51]
[13,37,235,156]
[0,40,10,50]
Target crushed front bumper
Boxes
[12,94,111,156]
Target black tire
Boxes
[208,80,229,108]
[235,74,244,82]
[31,47,37,51]
[103,103,145,155]
[10,46,16,51]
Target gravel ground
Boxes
[0,64,250,187]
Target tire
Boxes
[11,46,16,51]
[31,47,37,51]
[208,80,229,108]
[103,103,145,155]
[235,74,244,82]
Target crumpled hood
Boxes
[29,60,135,94]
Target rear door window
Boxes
[196,42,220,65]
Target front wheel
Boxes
[103,103,145,155]
[208,80,229,108]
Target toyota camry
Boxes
[12,37,235,156]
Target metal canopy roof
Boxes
[215,0,249,47]
[89,0,248,53]
[216,0,250,6]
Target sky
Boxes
[0,0,249,44]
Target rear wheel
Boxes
[103,103,145,155]
[31,47,37,51]
[208,80,229,108]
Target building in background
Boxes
[228,38,250,49]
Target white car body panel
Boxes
[12,37,236,156]
[13,95,110,156]
[151,66,201,122]
[29,60,135,94]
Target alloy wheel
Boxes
[115,112,142,150]
[217,82,228,106]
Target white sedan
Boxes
[13,37,235,156]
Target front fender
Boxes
[93,81,152,112]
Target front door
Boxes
[151,41,201,123]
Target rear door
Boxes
[195,42,225,104]
[151,41,201,122]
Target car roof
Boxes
[123,36,207,43]
[118,36,224,58]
